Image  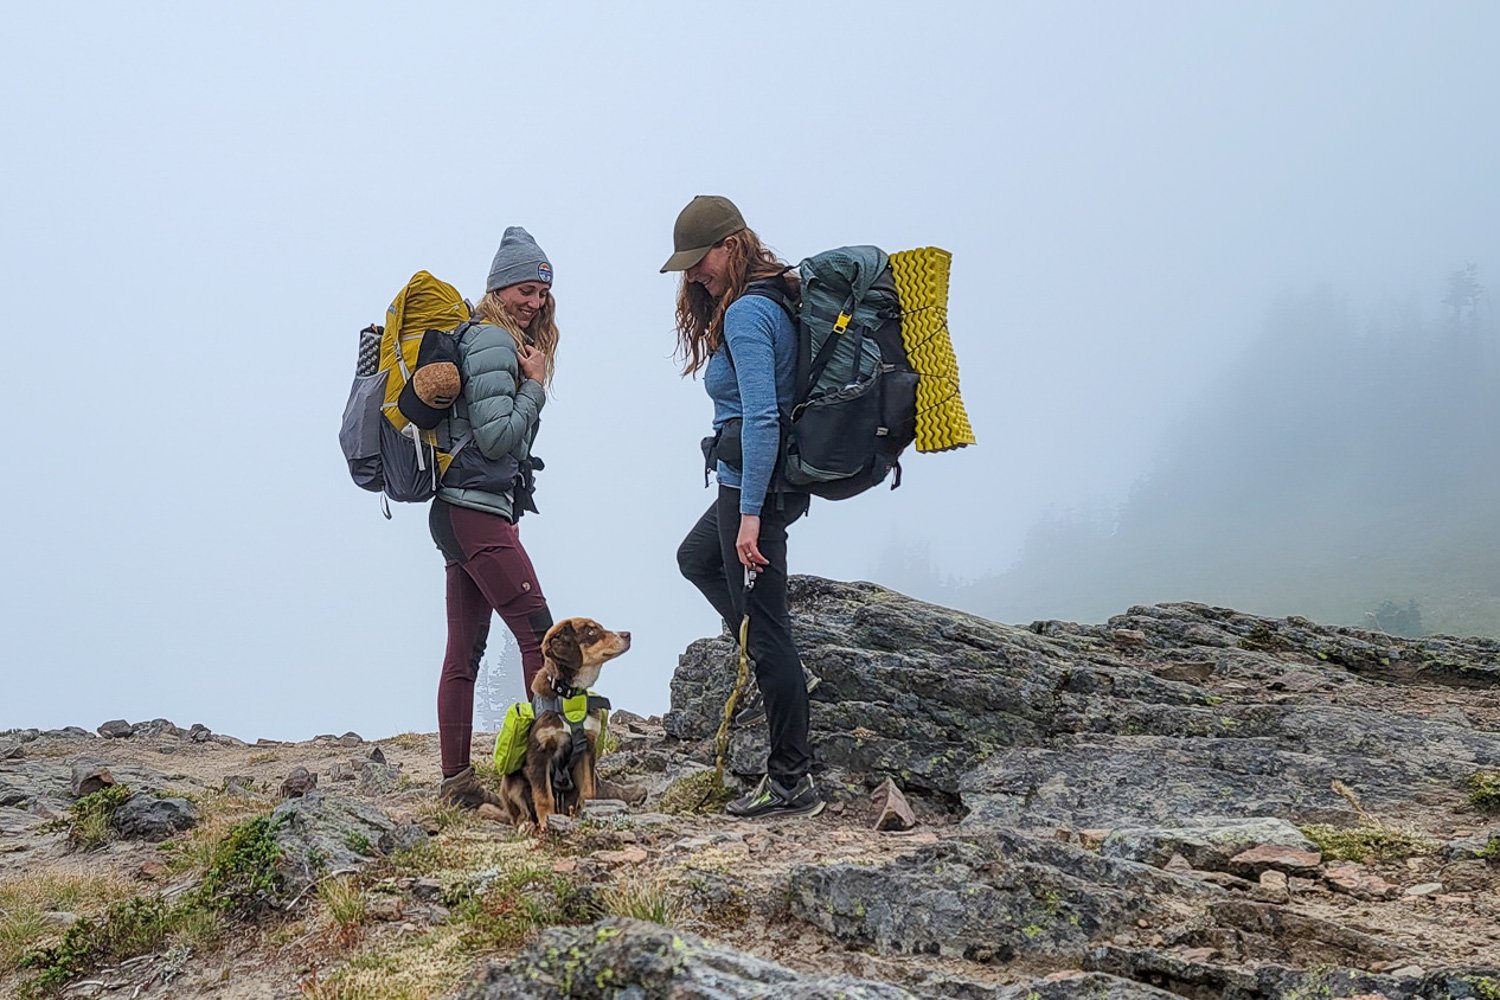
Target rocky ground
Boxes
[2,576,1499,999]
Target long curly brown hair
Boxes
[475,288,560,388]
[674,227,794,376]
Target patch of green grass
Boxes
[157,794,269,877]
[19,896,172,997]
[297,928,468,1000]
[14,808,297,995]
[1468,771,1500,813]
[0,873,136,972]
[423,805,474,835]
[594,877,681,925]
[66,784,132,851]
[344,831,373,856]
[385,732,429,753]
[317,876,367,936]
[169,905,223,950]
[190,814,287,917]
[450,865,593,953]
[0,910,49,973]
[1300,822,1439,862]
[387,840,443,876]
[1464,976,1500,1000]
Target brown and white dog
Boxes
[495,617,631,830]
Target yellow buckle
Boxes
[833,312,852,334]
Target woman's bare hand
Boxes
[518,344,547,384]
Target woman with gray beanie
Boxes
[429,226,561,811]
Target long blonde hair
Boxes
[674,227,793,376]
[475,288,560,388]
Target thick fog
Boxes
[3,3,1497,739]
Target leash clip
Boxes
[743,565,758,593]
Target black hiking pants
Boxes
[676,486,812,785]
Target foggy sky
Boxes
[3,2,1498,739]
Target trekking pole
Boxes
[710,565,757,798]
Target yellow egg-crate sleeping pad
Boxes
[889,247,975,453]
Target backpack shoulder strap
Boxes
[741,271,798,323]
[735,272,798,388]
[450,318,478,344]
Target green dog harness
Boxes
[492,690,611,775]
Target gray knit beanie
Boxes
[485,226,553,292]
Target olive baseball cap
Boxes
[660,195,746,273]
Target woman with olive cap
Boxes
[663,195,824,820]
[428,226,559,811]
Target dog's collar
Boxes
[548,673,586,699]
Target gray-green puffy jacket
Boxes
[437,323,546,520]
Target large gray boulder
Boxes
[448,917,1181,1000]
[1097,818,1317,872]
[1084,946,1500,1000]
[111,792,200,841]
[0,779,30,807]
[269,792,424,891]
[452,917,938,999]
[659,578,1500,998]
[787,831,1217,964]
[666,578,1500,831]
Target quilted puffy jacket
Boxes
[437,323,546,520]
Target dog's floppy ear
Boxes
[544,621,582,676]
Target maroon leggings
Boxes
[429,499,552,777]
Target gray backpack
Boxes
[337,271,475,516]
[746,246,918,500]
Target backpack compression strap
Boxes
[743,273,865,404]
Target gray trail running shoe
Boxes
[732,690,766,729]
[725,774,825,819]
[733,664,822,729]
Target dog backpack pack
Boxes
[493,692,611,775]
[744,245,976,501]
[339,271,475,515]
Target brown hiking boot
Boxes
[594,777,647,806]
[438,765,504,811]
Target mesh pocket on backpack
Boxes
[340,372,388,492]
[784,376,882,485]
[378,417,440,503]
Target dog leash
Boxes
[710,565,757,796]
